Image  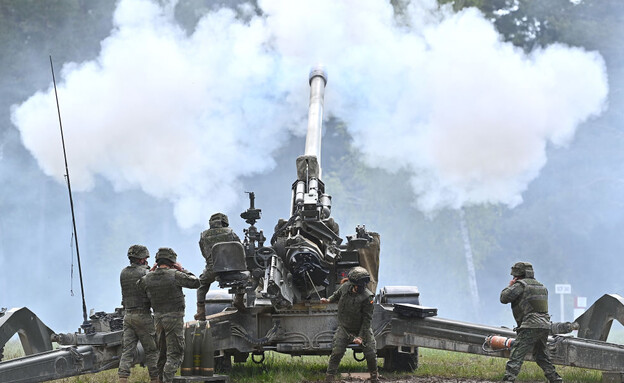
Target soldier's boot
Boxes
[549,378,563,383]
[194,301,206,320]
[369,370,380,383]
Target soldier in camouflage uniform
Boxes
[118,245,159,383]
[138,248,200,383]
[500,262,562,383]
[194,213,242,319]
[320,267,378,382]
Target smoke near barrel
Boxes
[3,0,616,332]
[10,0,608,227]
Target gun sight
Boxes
[240,191,261,225]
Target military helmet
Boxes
[155,247,177,263]
[348,266,371,286]
[511,261,533,277]
[210,212,229,228]
[127,244,149,259]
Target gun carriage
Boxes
[1,67,623,383]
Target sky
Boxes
[1,0,620,336]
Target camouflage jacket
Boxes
[199,227,241,268]
[500,277,550,330]
[120,264,151,311]
[328,281,375,338]
[137,267,200,314]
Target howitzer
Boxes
[0,308,145,382]
[202,67,624,380]
[211,66,378,310]
[3,66,624,382]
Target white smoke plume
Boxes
[11,0,608,229]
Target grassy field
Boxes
[222,349,603,383]
[2,341,606,383]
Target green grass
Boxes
[226,349,601,383]
[412,349,601,383]
[1,341,605,383]
[1,340,25,360]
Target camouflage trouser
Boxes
[154,312,185,383]
[504,328,561,382]
[197,267,216,304]
[118,312,159,378]
[327,326,377,375]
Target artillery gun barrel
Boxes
[304,66,328,173]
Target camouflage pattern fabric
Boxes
[326,281,377,375]
[118,312,158,379]
[138,266,199,383]
[327,326,377,375]
[139,268,199,313]
[120,264,151,311]
[199,226,241,268]
[329,281,375,337]
[503,328,561,382]
[196,268,217,311]
[501,274,560,382]
[118,263,157,379]
[500,278,550,329]
[154,313,185,383]
[197,226,240,303]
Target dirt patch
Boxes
[304,374,502,383]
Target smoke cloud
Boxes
[11,0,608,230]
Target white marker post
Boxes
[574,296,587,320]
[555,284,571,322]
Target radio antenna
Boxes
[50,56,89,328]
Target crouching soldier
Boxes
[138,248,200,383]
[321,266,378,382]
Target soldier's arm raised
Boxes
[176,270,201,289]
[500,281,523,304]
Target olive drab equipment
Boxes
[120,265,151,311]
[127,244,149,259]
[511,278,549,326]
[348,266,371,286]
[5,67,624,383]
[142,269,186,313]
[155,247,177,263]
[511,262,534,278]
[209,213,229,228]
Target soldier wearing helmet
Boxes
[500,262,562,383]
[195,212,242,319]
[320,266,378,382]
[138,248,200,383]
[118,245,159,383]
